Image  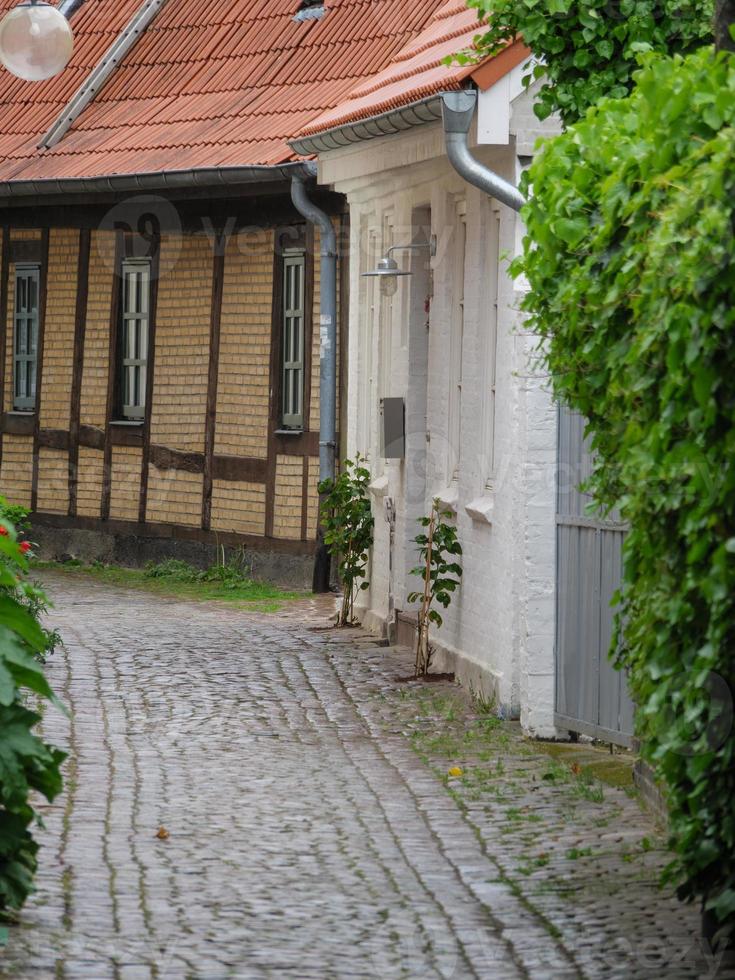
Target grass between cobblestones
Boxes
[392,686,637,798]
[32,559,308,612]
[375,683,676,948]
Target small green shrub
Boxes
[144,558,201,582]
[318,456,374,627]
[0,506,65,916]
[408,501,463,677]
[143,551,257,591]
[0,501,59,661]
[0,503,31,536]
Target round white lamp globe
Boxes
[0,1,73,82]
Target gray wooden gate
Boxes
[555,408,634,746]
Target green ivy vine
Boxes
[515,46,735,939]
[460,0,712,122]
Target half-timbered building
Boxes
[0,0,459,583]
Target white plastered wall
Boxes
[320,86,559,735]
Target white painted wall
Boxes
[320,87,559,735]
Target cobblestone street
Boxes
[1,573,730,980]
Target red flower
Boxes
[19,541,31,554]
[0,526,7,536]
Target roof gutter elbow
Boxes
[441,91,525,213]
[290,172,336,258]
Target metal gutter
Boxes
[39,0,172,150]
[441,91,525,212]
[289,95,444,156]
[0,162,316,201]
[290,89,525,212]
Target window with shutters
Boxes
[13,265,40,411]
[281,251,306,429]
[119,259,150,420]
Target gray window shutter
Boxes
[13,265,40,412]
[281,252,306,429]
[120,259,151,420]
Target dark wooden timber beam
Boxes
[137,234,161,524]
[30,229,50,513]
[101,230,124,521]
[265,230,284,538]
[68,228,90,517]
[202,235,226,530]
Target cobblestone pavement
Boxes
[1,573,732,980]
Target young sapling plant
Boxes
[408,500,463,677]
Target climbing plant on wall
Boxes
[457,0,712,122]
[514,46,735,941]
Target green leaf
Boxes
[706,889,735,921]
[553,217,588,247]
[0,598,45,653]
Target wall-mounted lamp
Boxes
[0,0,74,81]
[363,236,436,297]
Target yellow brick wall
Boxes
[211,479,266,536]
[306,456,320,541]
[79,231,115,429]
[10,229,41,241]
[273,454,303,540]
[0,223,332,544]
[109,446,142,522]
[36,448,69,514]
[0,434,32,507]
[76,447,103,518]
[40,229,79,429]
[150,235,212,453]
[215,232,272,460]
[146,465,202,527]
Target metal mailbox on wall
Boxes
[381,397,405,459]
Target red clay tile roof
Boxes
[0,0,520,186]
[295,1,501,139]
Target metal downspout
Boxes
[290,170,338,593]
[441,91,525,213]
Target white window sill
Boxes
[369,475,389,498]
[275,428,304,436]
[8,409,35,416]
[433,485,458,516]
[110,420,144,427]
[465,493,495,526]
